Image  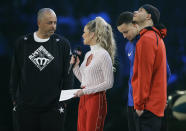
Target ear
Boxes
[90,32,95,39]
[146,13,151,20]
[37,20,40,27]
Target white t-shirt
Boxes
[34,32,49,42]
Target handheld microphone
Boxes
[68,52,78,74]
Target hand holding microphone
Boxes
[70,54,80,66]
[68,53,80,74]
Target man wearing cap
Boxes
[132,4,168,131]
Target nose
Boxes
[82,33,85,38]
[51,22,56,30]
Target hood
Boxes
[140,26,167,39]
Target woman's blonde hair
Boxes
[86,17,116,65]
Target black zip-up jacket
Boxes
[9,33,73,109]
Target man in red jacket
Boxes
[132,4,167,131]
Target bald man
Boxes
[9,8,73,131]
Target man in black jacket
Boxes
[9,8,73,131]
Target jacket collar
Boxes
[139,26,167,39]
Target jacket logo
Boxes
[128,51,132,57]
[29,45,54,71]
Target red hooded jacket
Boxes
[132,27,167,117]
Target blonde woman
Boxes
[70,17,116,131]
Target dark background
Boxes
[0,0,186,131]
